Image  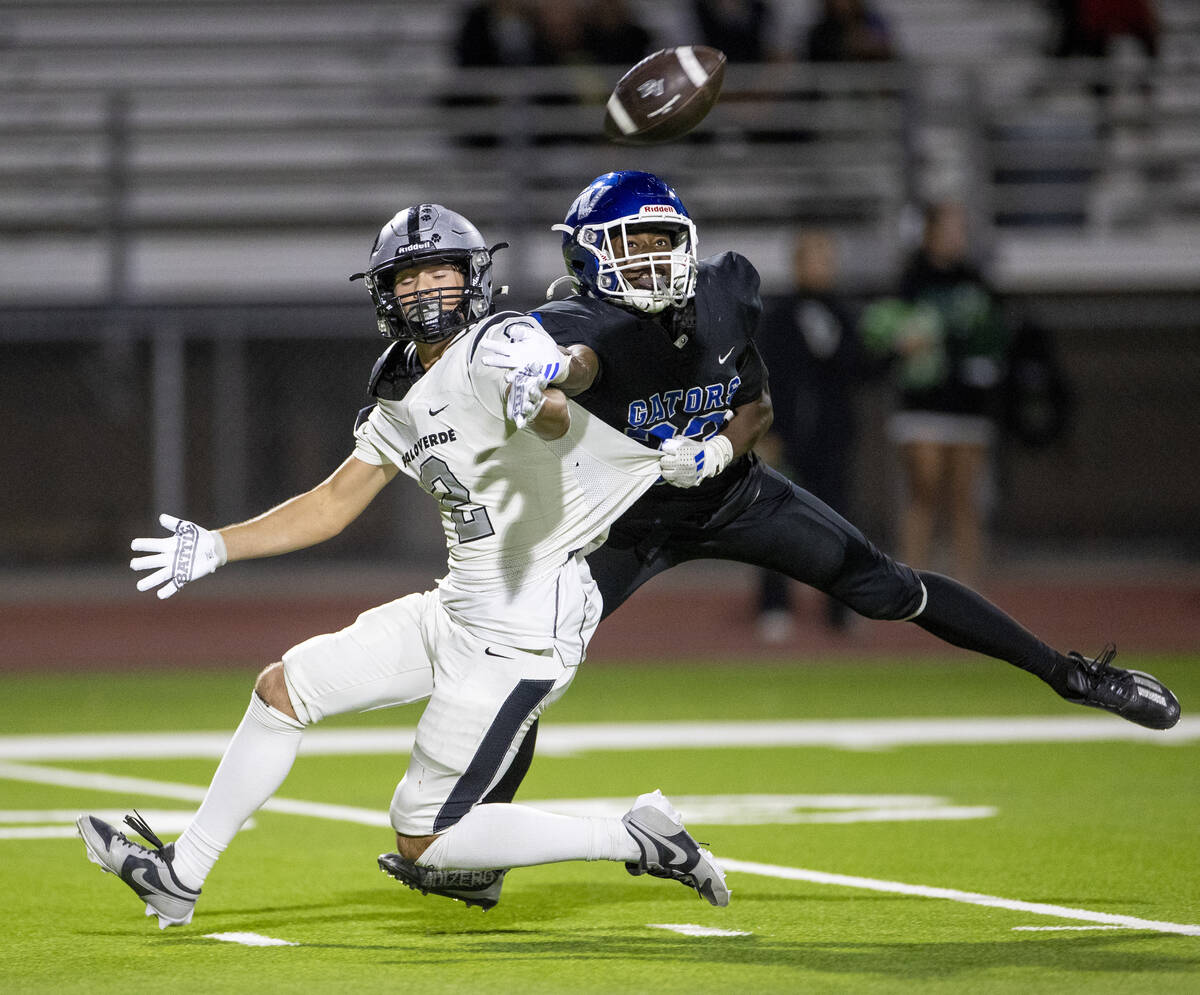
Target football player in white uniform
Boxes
[76,204,730,928]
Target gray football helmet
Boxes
[351,204,505,343]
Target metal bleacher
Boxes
[1,0,1197,566]
[0,0,917,305]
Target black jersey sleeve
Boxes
[735,339,767,405]
[702,251,766,404]
[709,251,763,335]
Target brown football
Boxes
[603,46,727,145]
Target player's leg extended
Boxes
[472,520,680,810]
[381,587,728,907]
[79,591,440,927]
[686,464,1180,729]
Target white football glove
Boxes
[130,513,227,599]
[505,368,549,430]
[658,435,735,488]
[478,323,569,384]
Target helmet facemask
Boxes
[365,248,494,343]
[559,213,698,315]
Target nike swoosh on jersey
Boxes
[484,646,512,659]
[429,404,450,417]
[718,347,735,364]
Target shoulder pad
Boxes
[533,296,639,348]
[701,251,762,299]
[466,310,539,360]
[368,341,423,400]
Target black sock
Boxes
[911,571,1071,693]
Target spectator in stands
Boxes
[457,0,651,69]
[456,0,548,67]
[860,201,1010,588]
[581,0,653,65]
[693,0,778,63]
[1048,0,1160,60]
[755,230,869,639]
[803,0,897,63]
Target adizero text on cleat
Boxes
[621,789,730,907]
[76,813,200,929]
[1061,644,1181,730]
[377,852,506,910]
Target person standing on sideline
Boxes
[861,201,1008,587]
[754,229,867,639]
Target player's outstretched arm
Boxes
[220,455,396,562]
[130,456,396,598]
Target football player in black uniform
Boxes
[484,170,1180,736]
[399,170,1179,909]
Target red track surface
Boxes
[4,571,1199,672]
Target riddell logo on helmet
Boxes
[640,205,679,216]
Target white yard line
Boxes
[0,762,389,827]
[3,718,1197,939]
[205,932,297,947]
[721,859,1200,937]
[649,923,751,937]
[1,715,1197,762]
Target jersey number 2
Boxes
[419,456,496,543]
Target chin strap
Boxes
[545,274,580,300]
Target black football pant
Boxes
[493,463,1066,804]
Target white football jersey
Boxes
[354,312,662,646]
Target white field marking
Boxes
[7,763,1194,938]
[650,923,750,938]
[0,809,254,841]
[1013,926,1131,932]
[722,859,1200,937]
[0,808,219,840]
[0,765,989,834]
[205,932,298,947]
[0,762,389,828]
[520,794,995,825]
[2,715,1197,763]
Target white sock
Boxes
[171,693,305,890]
[417,803,639,870]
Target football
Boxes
[603,46,727,145]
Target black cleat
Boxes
[377,852,505,910]
[1060,645,1181,730]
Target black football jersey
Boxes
[533,251,766,512]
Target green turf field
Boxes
[3,656,1198,993]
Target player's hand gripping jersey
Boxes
[534,252,765,516]
[354,312,663,646]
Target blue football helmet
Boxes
[553,171,698,315]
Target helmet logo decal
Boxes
[358,204,495,344]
